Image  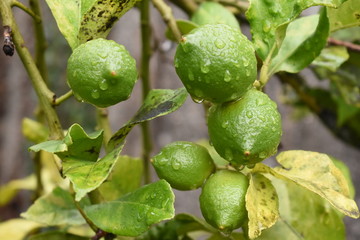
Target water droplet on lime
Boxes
[246,110,253,118]
[256,98,266,106]
[99,79,109,90]
[151,192,157,199]
[247,163,256,169]
[224,148,233,161]
[191,96,204,104]
[263,20,271,33]
[172,160,181,170]
[215,39,226,49]
[200,59,211,73]
[224,70,232,82]
[259,151,267,159]
[188,70,194,81]
[221,121,229,128]
[91,90,100,99]
[98,51,108,59]
[174,58,179,68]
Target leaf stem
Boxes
[152,0,182,42]
[327,37,360,52]
[0,0,64,139]
[11,0,40,22]
[140,0,153,184]
[96,108,113,149]
[32,152,44,200]
[169,0,197,15]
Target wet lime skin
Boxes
[152,141,215,191]
[67,38,138,108]
[174,24,257,103]
[207,89,282,166]
[200,170,249,232]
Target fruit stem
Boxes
[140,0,153,184]
[152,0,182,42]
[11,0,40,22]
[0,0,64,139]
[259,43,277,88]
[53,90,73,106]
[96,108,113,149]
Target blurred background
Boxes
[0,2,359,239]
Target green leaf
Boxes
[99,155,144,200]
[165,20,198,41]
[84,180,175,237]
[21,187,90,225]
[63,143,124,201]
[108,88,188,150]
[257,177,345,240]
[28,231,89,240]
[246,0,346,60]
[22,118,49,143]
[327,0,360,32]
[0,219,41,240]
[245,173,279,239]
[330,156,355,199]
[311,46,349,72]
[334,96,360,126]
[0,175,36,206]
[269,11,329,74]
[45,0,138,50]
[273,150,359,218]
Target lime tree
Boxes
[208,89,282,167]
[67,38,138,108]
[174,24,257,103]
[151,141,215,190]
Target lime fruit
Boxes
[207,89,282,166]
[174,24,257,103]
[67,38,138,108]
[199,170,249,232]
[151,141,215,190]
[191,2,240,29]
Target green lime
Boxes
[67,38,138,108]
[174,24,257,103]
[199,170,249,232]
[207,88,282,166]
[191,2,240,29]
[151,141,215,190]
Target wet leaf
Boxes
[45,0,138,50]
[273,150,359,218]
[21,187,90,225]
[246,173,279,239]
[327,0,360,32]
[270,12,329,74]
[85,180,175,237]
[246,0,346,60]
[0,175,36,206]
[311,46,349,72]
[108,88,188,151]
[0,219,42,240]
[99,155,144,200]
[257,177,345,240]
[165,20,198,41]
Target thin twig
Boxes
[152,0,182,42]
[140,0,153,184]
[11,1,40,22]
[327,37,360,52]
[169,0,198,15]
[96,108,113,149]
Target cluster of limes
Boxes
[152,3,282,233]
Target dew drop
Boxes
[224,148,233,161]
[151,192,157,199]
[245,68,251,77]
[229,36,236,42]
[91,90,100,99]
[256,98,266,106]
[157,157,167,166]
[247,163,256,169]
[98,51,108,59]
[188,70,194,81]
[186,84,192,90]
[263,20,271,33]
[215,39,226,49]
[174,58,179,68]
[237,165,245,171]
[246,110,253,118]
[243,61,249,67]
[191,96,204,104]
[259,151,267,159]
[221,121,229,128]
[172,160,181,170]
[224,70,232,82]
[200,59,211,73]
[181,41,189,53]
[136,212,142,222]
[258,115,266,122]
[99,79,109,90]
[209,140,213,146]
[271,126,277,132]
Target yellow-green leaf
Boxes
[274,150,359,218]
[0,219,41,240]
[0,175,36,206]
[246,173,279,239]
[327,0,360,32]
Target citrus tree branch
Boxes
[152,0,182,42]
[328,37,360,52]
[29,0,48,82]
[11,0,40,22]
[169,0,197,15]
[0,0,64,139]
[140,0,153,184]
